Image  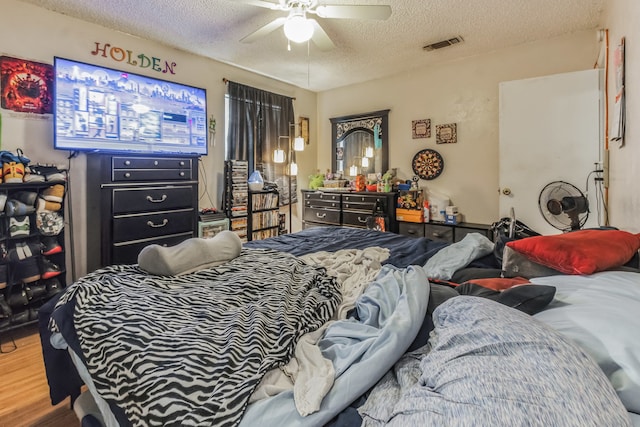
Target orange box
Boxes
[396,208,424,223]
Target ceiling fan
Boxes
[235,0,392,51]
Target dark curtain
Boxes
[226,81,296,205]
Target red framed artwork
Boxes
[0,56,54,114]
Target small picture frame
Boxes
[198,218,230,239]
[299,116,310,145]
[436,123,457,144]
[412,119,431,139]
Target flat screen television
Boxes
[53,57,208,156]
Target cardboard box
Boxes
[396,208,424,223]
[444,213,462,225]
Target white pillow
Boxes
[138,230,242,276]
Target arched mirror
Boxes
[330,109,389,177]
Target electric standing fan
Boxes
[538,181,589,232]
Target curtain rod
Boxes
[222,77,296,100]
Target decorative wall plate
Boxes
[412,148,444,180]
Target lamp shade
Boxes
[273,148,285,163]
[289,161,298,176]
[365,146,374,158]
[349,165,358,176]
[294,136,305,151]
[361,156,369,168]
[284,14,314,43]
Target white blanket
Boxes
[250,246,390,416]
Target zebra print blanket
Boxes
[51,249,341,427]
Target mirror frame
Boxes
[330,109,390,177]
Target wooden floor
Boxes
[0,324,79,427]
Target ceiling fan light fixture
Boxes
[283,13,314,43]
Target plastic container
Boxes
[426,189,450,222]
[248,170,264,191]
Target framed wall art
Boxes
[436,123,457,144]
[299,116,310,145]
[412,119,431,139]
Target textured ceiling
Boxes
[17,0,605,92]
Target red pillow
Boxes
[506,229,640,275]
[463,277,530,291]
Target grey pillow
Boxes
[138,230,242,276]
[501,245,563,278]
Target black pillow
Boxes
[456,282,556,315]
[408,283,459,351]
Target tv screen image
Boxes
[53,57,208,156]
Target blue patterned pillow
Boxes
[360,296,631,426]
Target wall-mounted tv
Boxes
[53,57,207,156]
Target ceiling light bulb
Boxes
[294,136,305,151]
[284,14,314,43]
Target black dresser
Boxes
[302,190,398,233]
[86,154,199,271]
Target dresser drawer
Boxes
[454,223,492,242]
[112,208,195,242]
[112,186,194,214]
[303,207,341,225]
[112,168,193,182]
[343,194,388,212]
[111,232,194,265]
[424,223,453,243]
[342,210,372,228]
[112,156,192,170]
[304,198,340,210]
[399,221,425,237]
[304,192,340,206]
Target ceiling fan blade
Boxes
[240,17,287,43]
[314,5,392,20]
[232,0,283,10]
[309,19,335,51]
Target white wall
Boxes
[603,0,640,233]
[317,31,600,225]
[0,0,317,279]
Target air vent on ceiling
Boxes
[422,36,464,51]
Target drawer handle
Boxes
[357,216,368,223]
[146,194,168,203]
[147,219,169,228]
[432,231,443,238]
[316,212,327,219]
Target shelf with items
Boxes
[247,189,280,241]
[0,178,67,335]
[223,160,249,242]
[396,189,424,223]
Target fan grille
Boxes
[538,181,589,231]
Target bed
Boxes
[38,225,640,426]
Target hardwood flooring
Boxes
[0,324,79,427]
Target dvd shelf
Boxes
[248,189,280,241]
[223,160,248,242]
